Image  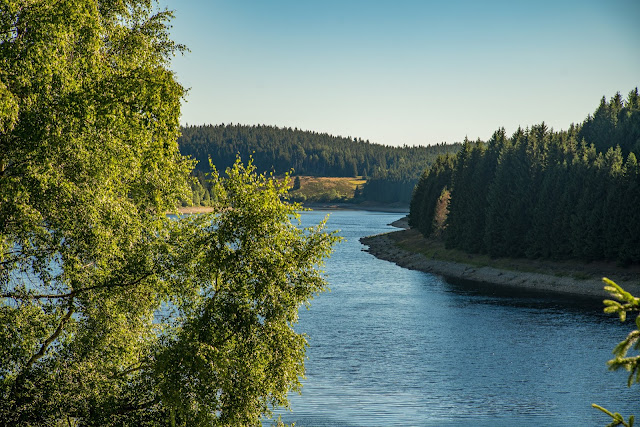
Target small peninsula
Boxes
[361,219,640,300]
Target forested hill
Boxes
[179,124,460,178]
[410,88,640,265]
[178,124,461,204]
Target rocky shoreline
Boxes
[360,228,640,301]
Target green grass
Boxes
[287,176,366,203]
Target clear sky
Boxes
[161,0,640,146]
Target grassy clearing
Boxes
[287,176,366,202]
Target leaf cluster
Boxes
[593,278,640,426]
[0,2,338,425]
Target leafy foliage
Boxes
[150,159,338,425]
[593,278,640,427]
[0,2,338,425]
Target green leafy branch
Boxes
[592,404,634,427]
[593,278,640,426]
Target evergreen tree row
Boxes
[410,88,640,265]
[178,124,461,204]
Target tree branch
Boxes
[0,291,74,300]
[23,303,75,371]
[72,271,156,295]
[110,363,150,379]
[1,270,157,300]
[112,397,160,416]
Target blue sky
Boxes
[161,0,640,146]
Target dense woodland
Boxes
[410,89,640,265]
[178,124,460,204]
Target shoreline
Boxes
[360,227,640,301]
[177,203,410,215]
[300,201,409,213]
[176,206,215,214]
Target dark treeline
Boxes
[410,88,640,265]
[178,124,461,204]
[361,168,421,204]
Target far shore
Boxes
[361,219,640,301]
[176,206,216,214]
[302,201,409,213]
[176,202,409,215]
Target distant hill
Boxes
[178,124,461,204]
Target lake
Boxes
[269,209,636,426]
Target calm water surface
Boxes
[270,210,636,426]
